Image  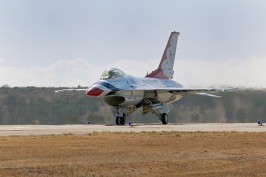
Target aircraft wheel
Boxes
[121,116,126,125]
[116,116,122,125]
[161,113,168,125]
[116,116,126,125]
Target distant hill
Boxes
[0,86,265,124]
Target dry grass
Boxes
[0,131,266,176]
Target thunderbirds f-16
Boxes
[56,31,234,125]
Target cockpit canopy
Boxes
[100,68,125,80]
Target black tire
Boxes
[116,116,121,125]
[121,117,126,125]
[161,113,168,124]
[121,114,126,125]
[116,114,126,125]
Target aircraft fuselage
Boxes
[86,74,184,107]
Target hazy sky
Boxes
[1,0,266,87]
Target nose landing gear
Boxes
[116,114,126,125]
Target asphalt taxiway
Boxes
[0,123,265,136]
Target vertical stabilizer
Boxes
[146,31,180,79]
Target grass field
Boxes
[0,131,266,176]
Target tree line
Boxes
[0,87,265,124]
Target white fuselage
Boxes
[86,74,184,107]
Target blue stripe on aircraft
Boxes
[98,81,121,91]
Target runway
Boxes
[0,123,265,136]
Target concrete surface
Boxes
[0,123,265,136]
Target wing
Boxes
[162,87,236,98]
[131,85,236,98]
[55,88,87,93]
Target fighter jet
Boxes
[56,31,234,125]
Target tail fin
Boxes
[146,31,180,79]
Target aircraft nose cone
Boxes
[86,87,104,96]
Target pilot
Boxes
[108,69,114,79]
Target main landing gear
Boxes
[113,104,169,125]
[161,113,168,125]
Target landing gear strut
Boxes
[161,113,168,124]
